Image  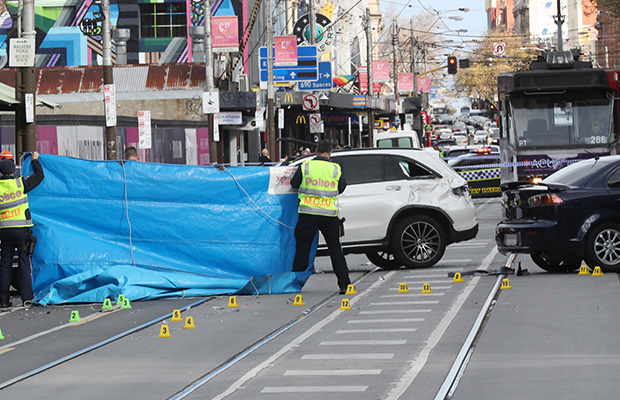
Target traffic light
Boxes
[447,56,457,74]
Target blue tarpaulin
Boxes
[21,154,312,305]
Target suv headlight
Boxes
[452,185,470,197]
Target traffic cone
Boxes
[578,265,590,275]
[292,294,306,306]
[227,296,239,308]
[339,298,351,310]
[116,294,126,305]
[101,298,113,311]
[421,283,433,294]
[183,317,196,329]
[345,284,357,295]
[69,310,82,322]
[120,298,132,309]
[452,273,465,283]
[0,327,4,340]
[592,266,604,276]
[397,283,409,293]
[171,309,182,321]
[500,278,512,290]
[159,325,172,338]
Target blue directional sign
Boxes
[298,61,333,91]
[259,46,318,83]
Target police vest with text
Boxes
[0,178,32,228]
[298,160,341,217]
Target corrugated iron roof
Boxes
[0,64,207,95]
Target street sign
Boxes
[104,84,117,127]
[298,61,333,91]
[9,38,35,67]
[309,113,322,133]
[493,42,506,56]
[302,94,319,111]
[138,110,152,149]
[203,91,220,114]
[259,46,318,83]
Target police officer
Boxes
[291,140,351,294]
[0,152,44,308]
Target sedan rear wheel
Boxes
[365,251,402,270]
[584,223,620,273]
[530,254,580,273]
[392,215,446,269]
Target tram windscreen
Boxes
[510,95,614,148]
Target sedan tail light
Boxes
[527,193,563,206]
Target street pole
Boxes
[102,0,117,160]
[411,18,417,96]
[21,0,36,157]
[364,8,374,147]
[392,22,398,128]
[266,0,276,160]
[204,0,222,163]
[554,0,564,52]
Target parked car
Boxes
[447,150,501,197]
[487,127,500,145]
[496,155,620,272]
[288,148,479,269]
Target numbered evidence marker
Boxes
[120,297,132,309]
[227,296,239,308]
[69,310,82,322]
[292,294,306,306]
[171,309,182,321]
[397,283,409,293]
[345,284,357,295]
[159,324,172,338]
[340,298,351,310]
[500,278,512,290]
[421,283,433,294]
[184,316,196,329]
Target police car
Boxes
[447,147,501,197]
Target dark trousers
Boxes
[0,227,33,304]
[292,213,350,291]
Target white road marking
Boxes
[388,285,451,291]
[284,369,382,376]
[335,328,417,334]
[302,353,394,360]
[347,318,424,324]
[381,293,445,298]
[358,309,431,315]
[369,301,439,306]
[320,340,407,346]
[261,386,368,393]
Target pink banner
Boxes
[398,73,414,92]
[359,67,381,94]
[196,128,210,165]
[274,36,298,66]
[212,16,239,52]
[36,126,59,155]
[417,76,431,93]
[373,60,390,82]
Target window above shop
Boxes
[139,2,187,39]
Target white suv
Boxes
[288,148,479,269]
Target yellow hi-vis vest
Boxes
[298,159,341,216]
[0,177,32,228]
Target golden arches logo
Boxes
[284,92,295,104]
[296,115,306,124]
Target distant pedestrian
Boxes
[0,151,44,308]
[259,148,271,165]
[125,146,140,161]
[291,140,350,294]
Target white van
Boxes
[373,130,421,148]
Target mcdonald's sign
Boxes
[283,92,295,105]
[296,114,306,124]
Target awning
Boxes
[0,82,61,110]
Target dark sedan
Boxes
[496,155,620,272]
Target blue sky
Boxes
[382,0,488,39]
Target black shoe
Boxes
[339,289,347,295]
[0,301,13,308]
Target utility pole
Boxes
[204,0,222,163]
[21,0,36,157]
[266,0,275,160]
[410,18,417,96]
[101,0,117,160]
[363,8,374,147]
[392,22,398,103]
[554,0,565,52]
